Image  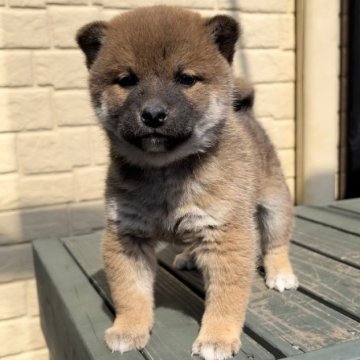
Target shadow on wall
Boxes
[0,30,106,282]
[0,202,106,283]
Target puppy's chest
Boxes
[107,170,221,241]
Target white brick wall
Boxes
[0,10,50,48]
[0,52,33,86]
[0,89,53,132]
[0,1,295,359]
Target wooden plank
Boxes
[293,217,360,268]
[157,247,302,357]
[157,245,360,356]
[248,277,359,353]
[295,206,360,236]
[285,340,360,360]
[33,239,143,360]
[330,198,360,215]
[290,244,360,321]
[64,233,275,360]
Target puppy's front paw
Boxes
[104,320,151,354]
[173,252,196,270]
[266,272,299,292]
[192,336,241,360]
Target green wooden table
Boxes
[33,199,360,360]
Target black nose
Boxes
[141,106,168,128]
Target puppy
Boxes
[77,6,298,360]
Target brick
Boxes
[61,127,91,166]
[193,9,215,18]
[0,317,45,357]
[219,0,290,12]
[9,0,46,7]
[257,117,295,149]
[74,166,106,201]
[287,0,295,13]
[257,117,273,136]
[234,49,295,83]
[0,206,70,244]
[70,200,105,235]
[19,174,73,207]
[0,134,17,173]
[280,15,295,49]
[0,88,52,132]
[18,132,70,174]
[34,50,87,89]
[0,175,19,211]
[0,243,34,282]
[101,0,214,9]
[254,83,295,119]
[18,129,90,174]
[0,51,33,87]
[90,126,109,165]
[239,14,280,48]
[101,9,125,21]
[4,348,49,360]
[272,119,295,149]
[54,90,96,126]
[47,0,87,4]
[0,281,26,320]
[50,7,100,48]
[0,211,21,244]
[278,149,295,177]
[0,10,49,48]
[26,279,39,316]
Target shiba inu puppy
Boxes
[77,6,298,360]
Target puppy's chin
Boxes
[140,136,168,153]
[106,122,222,168]
[124,134,192,154]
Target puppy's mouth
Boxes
[124,133,191,153]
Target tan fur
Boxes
[102,228,156,353]
[77,6,298,360]
[264,245,294,275]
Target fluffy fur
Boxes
[77,6,298,360]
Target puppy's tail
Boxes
[232,77,255,112]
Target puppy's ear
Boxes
[76,21,107,69]
[205,15,240,63]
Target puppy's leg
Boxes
[173,247,196,270]
[102,228,156,353]
[258,184,298,292]
[192,227,254,360]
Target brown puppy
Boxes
[77,6,298,360]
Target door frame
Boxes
[295,0,340,205]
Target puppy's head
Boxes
[77,6,239,167]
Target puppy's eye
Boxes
[115,73,139,88]
[177,74,200,87]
